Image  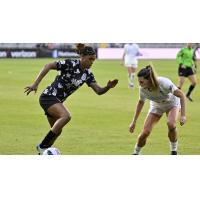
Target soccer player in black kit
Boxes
[25,43,118,154]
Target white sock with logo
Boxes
[170,141,178,151]
[133,144,142,155]
[130,73,135,81]
[128,74,133,85]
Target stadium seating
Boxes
[0,43,186,49]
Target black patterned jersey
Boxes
[42,59,96,102]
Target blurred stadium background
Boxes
[0,43,195,59]
[0,43,199,155]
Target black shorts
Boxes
[39,94,61,117]
[178,65,194,77]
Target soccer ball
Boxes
[43,147,61,155]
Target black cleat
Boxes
[171,151,177,155]
[36,144,47,155]
[186,95,193,102]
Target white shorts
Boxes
[124,57,138,68]
[148,98,180,116]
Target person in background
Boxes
[122,43,142,88]
[193,43,200,70]
[176,43,197,102]
[129,64,186,155]
[25,43,118,154]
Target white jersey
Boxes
[124,43,140,67]
[124,43,140,57]
[139,77,180,115]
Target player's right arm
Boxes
[24,62,57,95]
[129,100,145,133]
[173,89,186,126]
[121,44,127,65]
[121,51,125,65]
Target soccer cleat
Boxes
[36,144,47,155]
[128,83,134,89]
[132,152,140,155]
[171,151,178,155]
[186,95,193,102]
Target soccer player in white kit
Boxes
[122,43,142,88]
[129,65,186,155]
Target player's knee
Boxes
[192,82,197,87]
[61,113,72,124]
[140,130,151,139]
[167,121,176,130]
[167,121,176,129]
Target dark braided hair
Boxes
[76,43,96,56]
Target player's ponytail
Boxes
[147,64,159,90]
[76,43,96,56]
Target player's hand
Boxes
[129,122,136,133]
[24,83,38,95]
[107,79,118,88]
[180,116,186,126]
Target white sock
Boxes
[133,144,142,155]
[170,141,178,151]
[128,75,133,85]
[130,73,135,81]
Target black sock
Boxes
[186,85,195,97]
[40,130,61,149]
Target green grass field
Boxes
[0,58,199,155]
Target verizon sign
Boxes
[10,51,37,58]
[0,50,37,58]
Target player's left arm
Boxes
[173,89,186,126]
[121,52,125,65]
[90,79,118,95]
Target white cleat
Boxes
[128,83,134,89]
